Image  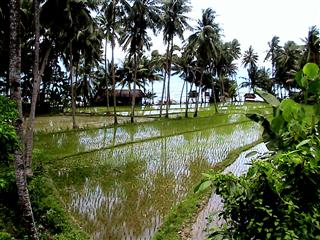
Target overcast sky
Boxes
[108,0,320,99]
[112,0,320,69]
[190,0,320,65]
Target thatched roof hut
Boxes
[93,89,145,106]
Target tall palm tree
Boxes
[97,7,113,112]
[120,0,161,123]
[187,8,221,117]
[174,49,194,117]
[161,0,191,118]
[99,0,126,122]
[24,0,40,176]
[106,0,130,124]
[9,0,38,238]
[275,41,301,95]
[242,45,259,91]
[265,36,280,76]
[214,39,241,98]
[303,26,320,65]
[41,0,100,128]
[111,0,118,124]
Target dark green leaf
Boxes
[271,115,285,134]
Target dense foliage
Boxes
[0,96,18,163]
[198,63,320,239]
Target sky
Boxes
[110,0,320,100]
[189,0,320,66]
[112,0,320,69]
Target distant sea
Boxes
[149,75,251,103]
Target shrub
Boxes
[197,63,320,239]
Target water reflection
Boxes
[49,122,262,239]
[35,114,253,160]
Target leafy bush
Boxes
[0,232,15,240]
[201,136,320,239]
[0,96,18,163]
[197,63,320,239]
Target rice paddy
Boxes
[34,103,270,239]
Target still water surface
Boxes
[38,117,263,239]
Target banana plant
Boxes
[246,63,320,150]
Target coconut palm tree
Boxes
[120,0,161,123]
[214,39,241,98]
[24,0,40,176]
[161,0,191,118]
[187,8,221,117]
[265,36,281,76]
[97,5,113,112]
[242,45,259,91]
[41,0,101,128]
[9,0,38,238]
[303,26,320,65]
[275,41,302,95]
[99,0,128,121]
[173,49,195,117]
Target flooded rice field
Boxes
[35,107,268,239]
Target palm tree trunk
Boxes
[200,85,203,105]
[131,53,138,123]
[159,70,166,117]
[151,81,154,104]
[105,40,110,113]
[165,39,174,118]
[160,43,170,117]
[185,74,189,118]
[179,80,185,105]
[83,74,88,107]
[220,74,225,102]
[211,80,218,113]
[25,0,41,176]
[194,70,203,117]
[9,0,38,238]
[69,43,78,129]
[111,0,117,125]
